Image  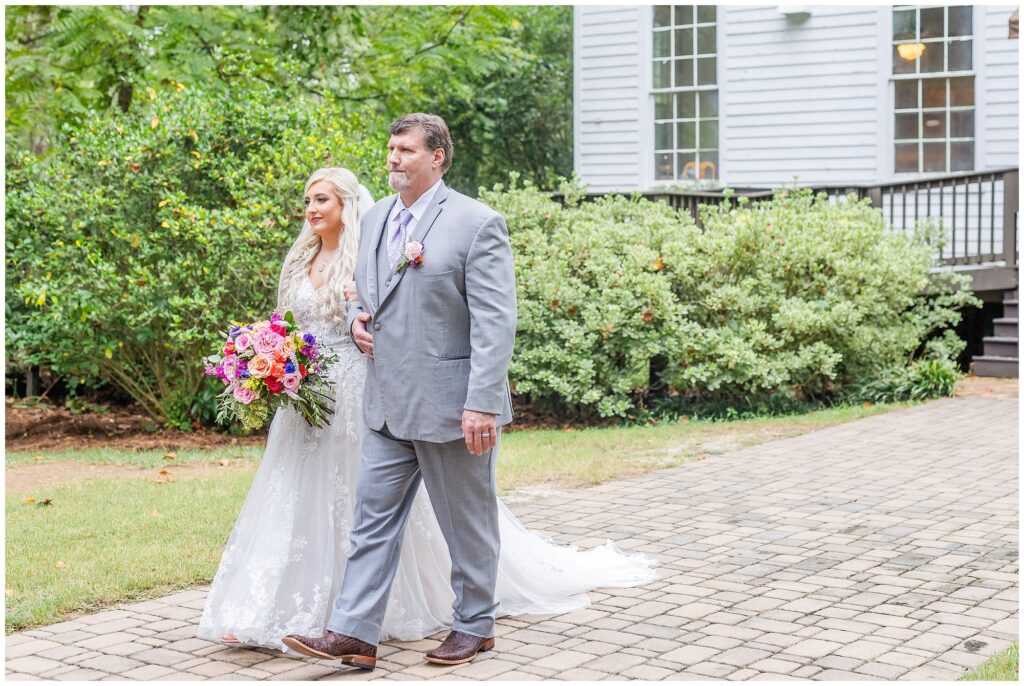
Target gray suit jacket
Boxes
[346,182,516,443]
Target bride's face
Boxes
[304,181,344,235]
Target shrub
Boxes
[6,83,389,427]
[483,179,978,419]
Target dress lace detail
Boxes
[197,275,657,649]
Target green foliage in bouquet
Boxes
[6,82,387,427]
[482,178,979,419]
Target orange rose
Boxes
[248,354,273,379]
[270,362,286,378]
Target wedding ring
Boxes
[481,432,491,437]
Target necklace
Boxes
[316,248,338,273]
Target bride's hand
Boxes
[343,280,358,302]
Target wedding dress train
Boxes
[197,275,657,649]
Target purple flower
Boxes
[271,312,283,323]
[239,369,250,379]
[303,333,316,345]
[229,325,241,338]
[284,362,296,374]
[300,345,312,358]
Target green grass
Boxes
[6,471,255,631]
[497,402,905,493]
[961,643,1019,681]
[5,444,263,467]
[6,401,905,631]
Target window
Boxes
[653,5,718,183]
[892,5,975,173]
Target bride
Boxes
[196,167,657,650]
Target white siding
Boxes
[573,4,1019,194]
[980,5,1019,170]
[574,5,645,192]
[719,6,885,187]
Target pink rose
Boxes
[234,333,252,352]
[282,374,301,392]
[233,385,257,404]
[404,241,423,262]
[253,327,284,355]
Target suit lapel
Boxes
[377,183,450,311]
[366,196,398,309]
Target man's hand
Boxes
[342,280,358,302]
[351,312,374,357]
[462,410,497,456]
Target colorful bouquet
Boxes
[204,312,336,430]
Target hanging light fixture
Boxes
[897,43,926,61]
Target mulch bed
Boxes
[4,396,599,454]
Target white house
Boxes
[573,4,1019,192]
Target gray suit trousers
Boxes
[326,426,501,645]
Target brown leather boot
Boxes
[282,630,377,670]
[424,630,496,665]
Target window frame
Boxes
[890,4,977,176]
[650,4,721,187]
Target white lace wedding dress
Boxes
[196,273,657,649]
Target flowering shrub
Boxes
[482,178,979,418]
[6,83,387,427]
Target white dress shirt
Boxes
[387,178,444,240]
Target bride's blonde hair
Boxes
[277,167,362,323]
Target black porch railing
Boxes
[555,167,1019,269]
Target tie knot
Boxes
[396,208,413,228]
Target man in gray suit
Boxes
[283,113,516,669]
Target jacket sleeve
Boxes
[463,212,517,414]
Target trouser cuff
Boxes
[326,615,381,647]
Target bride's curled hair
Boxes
[277,167,366,324]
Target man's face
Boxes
[387,128,442,192]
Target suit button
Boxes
[373,323,381,331]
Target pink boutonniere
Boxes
[397,241,424,273]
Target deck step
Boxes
[1003,299,1018,319]
[971,356,1020,379]
[993,317,1019,338]
[982,336,1019,359]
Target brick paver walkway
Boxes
[6,396,1018,680]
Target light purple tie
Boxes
[388,209,413,270]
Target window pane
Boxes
[696,5,715,23]
[895,112,920,140]
[655,152,674,180]
[895,80,918,109]
[893,8,916,41]
[697,57,716,85]
[950,142,973,171]
[950,110,974,138]
[674,58,694,88]
[697,25,716,54]
[895,143,919,172]
[654,93,673,120]
[698,151,718,180]
[920,41,944,72]
[948,39,972,71]
[923,142,946,172]
[700,119,719,148]
[700,90,718,118]
[675,27,694,56]
[676,91,696,118]
[920,7,943,39]
[653,60,671,89]
[654,5,672,28]
[653,30,672,59]
[949,76,974,106]
[677,151,697,180]
[922,78,946,108]
[656,122,674,150]
[948,6,972,36]
[674,5,693,26]
[677,121,696,149]
[893,45,918,75]
[922,112,946,138]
